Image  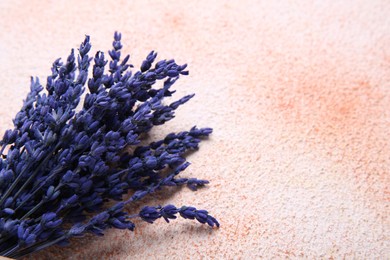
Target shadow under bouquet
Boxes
[0,32,218,258]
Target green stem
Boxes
[0,143,57,206]
[1,244,19,257]
[0,145,6,157]
[20,200,44,221]
[10,235,67,258]
[13,146,60,202]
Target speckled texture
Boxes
[0,0,389,259]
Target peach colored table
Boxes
[0,0,389,259]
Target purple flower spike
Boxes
[0,32,217,259]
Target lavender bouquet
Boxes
[0,32,218,258]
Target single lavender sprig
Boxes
[139,205,220,227]
[0,32,218,258]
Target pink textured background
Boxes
[0,0,389,259]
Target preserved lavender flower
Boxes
[0,32,218,258]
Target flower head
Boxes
[0,32,217,258]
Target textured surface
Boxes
[0,0,389,259]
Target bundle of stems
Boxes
[0,32,218,258]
